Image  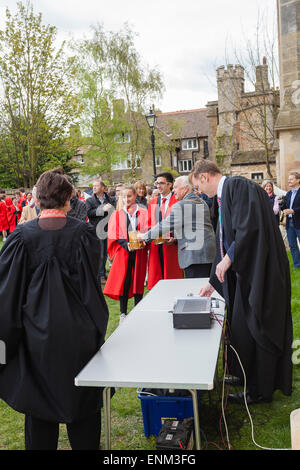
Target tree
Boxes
[73,24,164,182]
[0,1,80,187]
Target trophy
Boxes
[128,231,144,250]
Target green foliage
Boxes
[0,1,80,187]
[72,24,164,182]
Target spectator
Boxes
[68,187,88,222]
[282,171,300,268]
[18,187,40,224]
[146,187,153,203]
[85,180,114,283]
[22,192,32,208]
[262,180,280,224]
[0,190,9,242]
[134,180,148,208]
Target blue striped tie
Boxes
[217,197,224,259]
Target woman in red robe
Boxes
[0,191,9,241]
[104,185,148,323]
[5,197,21,234]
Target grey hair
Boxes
[175,175,193,189]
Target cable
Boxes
[228,344,290,451]
[221,343,232,450]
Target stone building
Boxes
[206,60,279,182]
[275,0,300,188]
[155,109,209,174]
[75,107,210,188]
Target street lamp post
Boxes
[145,108,157,179]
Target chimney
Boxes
[255,57,270,92]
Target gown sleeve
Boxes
[76,223,109,347]
[0,228,28,364]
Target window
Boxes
[178,159,193,173]
[156,155,162,167]
[112,153,142,170]
[76,154,84,164]
[112,154,132,170]
[203,140,209,158]
[135,155,142,168]
[182,139,198,151]
[114,132,131,144]
[251,172,264,180]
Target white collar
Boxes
[217,176,227,199]
[160,192,172,202]
[123,205,138,218]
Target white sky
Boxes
[0,0,278,112]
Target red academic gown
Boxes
[104,207,148,301]
[5,197,20,233]
[147,193,183,290]
[0,201,9,231]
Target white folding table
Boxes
[75,278,225,450]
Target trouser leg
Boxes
[158,245,164,278]
[287,221,300,267]
[119,252,135,314]
[184,263,212,278]
[134,294,143,306]
[99,238,108,278]
[66,412,102,450]
[25,415,59,450]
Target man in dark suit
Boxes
[86,181,114,283]
[191,159,293,406]
[282,171,300,268]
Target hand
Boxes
[216,254,232,283]
[103,203,113,212]
[283,209,294,216]
[165,237,176,245]
[199,283,215,297]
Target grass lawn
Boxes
[0,235,299,450]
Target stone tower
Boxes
[275,0,300,187]
[215,65,245,173]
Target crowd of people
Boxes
[0,164,299,450]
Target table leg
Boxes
[189,389,201,450]
[103,387,111,450]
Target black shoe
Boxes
[224,376,242,387]
[228,391,272,405]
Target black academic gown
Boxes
[0,217,109,423]
[210,177,293,400]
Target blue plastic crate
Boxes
[138,390,200,438]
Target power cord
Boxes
[228,343,290,451]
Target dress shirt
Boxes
[289,186,300,218]
[217,176,235,262]
[159,191,172,218]
[123,205,138,231]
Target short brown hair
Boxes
[191,159,221,179]
[289,171,300,180]
[36,168,73,210]
[122,185,136,195]
[134,180,147,195]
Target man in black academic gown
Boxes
[191,159,293,405]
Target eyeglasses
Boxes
[155,181,168,186]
